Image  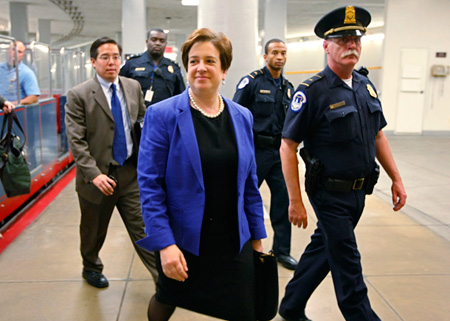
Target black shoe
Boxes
[82,270,109,288]
[276,255,298,270]
[279,310,312,321]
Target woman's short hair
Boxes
[181,28,232,72]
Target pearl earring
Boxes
[222,79,226,85]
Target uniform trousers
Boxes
[279,188,380,321]
[255,147,291,256]
[78,158,158,281]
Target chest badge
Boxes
[287,88,291,99]
[167,65,174,73]
[367,84,377,98]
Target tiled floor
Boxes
[0,135,449,321]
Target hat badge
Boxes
[344,6,356,24]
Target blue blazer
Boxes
[136,89,267,256]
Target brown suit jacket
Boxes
[65,76,146,203]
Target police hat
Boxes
[314,6,371,39]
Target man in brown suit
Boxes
[65,37,157,288]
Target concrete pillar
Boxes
[175,33,187,81]
[122,0,146,56]
[262,0,287,50]
[198,0,258,99]
[10,2,29,42]
[116,32,122,49]
[37,19,51,44]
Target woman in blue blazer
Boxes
[137,29,267,321]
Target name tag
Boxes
[145,90,154,102]
[329,101,346,110]
[259,89,271,94]
[135,67,146,71]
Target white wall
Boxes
[381,0,450,133]
[284,2,450,136]
[285,35,384,93]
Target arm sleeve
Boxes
[136,106,176,251]
[241,109,267,240]
[64,89,101,182]
[232,77,252,108]
[22,69,40,96]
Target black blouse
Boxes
[191,104,240,259]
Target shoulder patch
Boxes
[238,77,250,89]
[299,74,323,88]
[248,69,264,79]
[290,91,307,113]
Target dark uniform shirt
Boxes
[119,52,185,106]
[283,65,387,180]
[233,66,293,137]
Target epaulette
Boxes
[247,69,264,79]
[168,58,181,68]
[299,73,323,88]
[126,53,143,60]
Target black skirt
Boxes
[155,240,256,321]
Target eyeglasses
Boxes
[331,36,362,46]
[98,55,121,62]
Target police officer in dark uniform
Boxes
[119,28,185,107]
[278,6,407,321]
[233,39,298,270]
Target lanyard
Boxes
[149,70,155,90]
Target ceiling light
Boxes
[181,0,199,6]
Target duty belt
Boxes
[325,177,366,192]
[254,134,281,149]
[323,166,379,195]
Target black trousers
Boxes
[279,188,380,321]
[255,147,291,256]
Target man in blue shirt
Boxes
[279,6,407,321]
[0,41,40,105]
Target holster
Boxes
[364,165,380,195]
[299,148,323,196]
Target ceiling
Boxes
[0,0,385,48]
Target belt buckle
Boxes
[352,178,364,190]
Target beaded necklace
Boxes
[188,88,224,118]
